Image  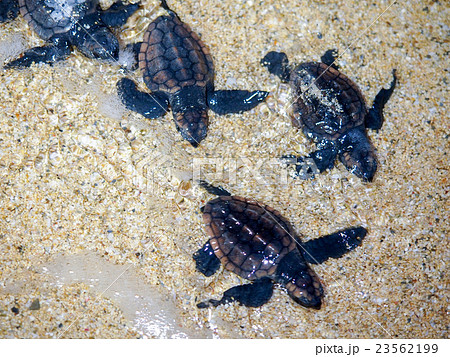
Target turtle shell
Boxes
[19,0,96,40]
[290,62,367,141]
[202,196,298,280]
[139,12,214,95]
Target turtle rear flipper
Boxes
[366,69,397,130]
[99,1,140,27]
[193,242,221,277]
[207,90,268,115]
[261,51,291,82]
[197,278,274,308]
[299,227,367,265]
[5,34,71,68]
[117,78,169,119]
[0,0,19,22]
[320,49,339,70]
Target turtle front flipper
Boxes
[207,90,268,115]
[117,78,169,119]
[193,241,221,277]
[365,69,397,130]
[0,0,19,23]
[197,278,274,308]
[4,34,72,68]
[99,1,141,27]
[282,145,338,180]
[299,227,367,265]
[261,51,291,82]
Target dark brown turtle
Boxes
[261,50,397,181]
[194,182,367,309]
[117,0,268,147]
[0,0,140,68]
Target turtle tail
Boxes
[160,0,170,10]
[160,0,183,22]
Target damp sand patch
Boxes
[41,251,210,338]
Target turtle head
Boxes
[78,27,120,61]
[338,128,377,182]
[173,109,209,147]
[277,251,324,309]
[285,268,324,309]
[171,87,209,147]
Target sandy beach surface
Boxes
[0,0,448,338]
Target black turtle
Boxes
[261,50,397,181]
[193,182,367,309]
[117,0,268,147]
[0,0,140,68]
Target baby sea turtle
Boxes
[193,181,367,309]
[117,0,268,147]
[261,50,397,181]
[0,0,140,68]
